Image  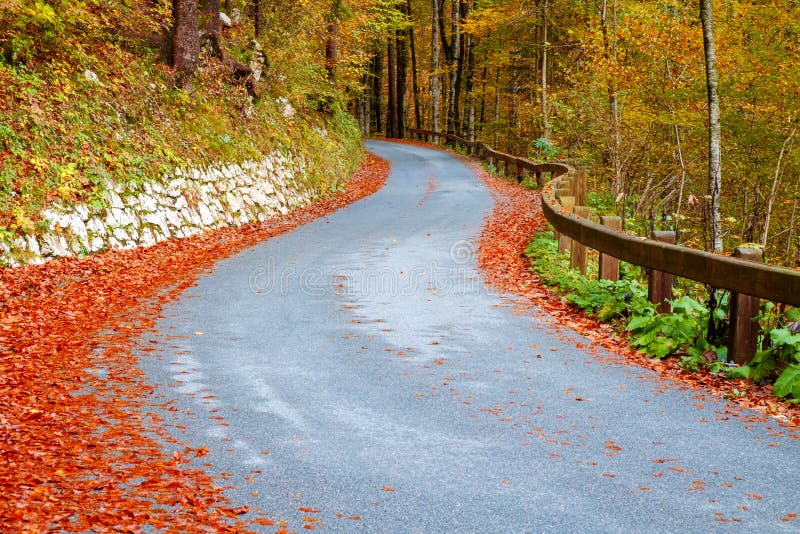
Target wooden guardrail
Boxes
[408,128,570,188]
[406,127,800,364]
[542,175,800,362]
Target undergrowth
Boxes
[0,1,363,238]
[526,231,800,399]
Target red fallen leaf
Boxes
[381,486,395,492]
[348,516,362,521]
[746,492,763,500]
[781,513,798,522]
[0,155,389,532]
[651,458,679,464]
[668,467,686,473]
[602,473,615,478]
[652,472,665,478]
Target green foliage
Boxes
[627,297,710,358]
[530,137,560,161]
[730,312,800,397]
[525,232,649,320]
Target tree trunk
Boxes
[447,0,461,135]
[396,7,409,138]
[371,53,383,133]
[253,0,263,38]
[431,0,441,136]
[408,0,422,130]
[600,0,623,202]
[202,0,221,54]
[387,37,399,138]
[673,123,687,244]
[325,1,342,81]
[172,0,199,91]
[759,127,797,246]
[479,62,487,136]
[493,67,501,147]
[463,9,476,143]
[540,0,550,140]
[700,0,723,252]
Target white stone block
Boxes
[25,234,41,256]
[87,217,107,237]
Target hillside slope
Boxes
[0,1,364,265]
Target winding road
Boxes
[140,141,800,532]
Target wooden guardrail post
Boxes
[570,206,591,274]
[648,231,676,313]
[728,247,764,365]
[558,196,576,253]
[599,216,622,281]
[574,171,587,205]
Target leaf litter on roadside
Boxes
[0,154,389,531]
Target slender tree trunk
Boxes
[431,0,441,136]
[408,0,422,130]
[253,0,263,38]
[463,8,476,143]
[493,67,501,147]
[388,37,399,138]
[396,16,409,138]
[673,123,687,244]
[447,0,461,135]
[600,0,622,201]
[479,62,487,136]
[700,0,723,252]
[759,127,797,246]
[540,0,550,140]
[371,53,383,133]
[172,0,199,91]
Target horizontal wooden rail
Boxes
[407,127,800,307]
[408,128,571,180]
[405,127,798,362]
[541,181,800,307]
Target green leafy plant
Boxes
[526,232,649,320]
[730,307,800,397]
[627,296,715,359]
[531,137,559,161]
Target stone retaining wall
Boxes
[1,150,315,267]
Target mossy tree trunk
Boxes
[172,0,199,90]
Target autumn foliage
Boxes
[0,155,389,531]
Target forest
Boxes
[1,0,798,266]
[349,0,800,266]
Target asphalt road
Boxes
[140,141,800,532]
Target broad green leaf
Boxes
[774,364,800,398]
